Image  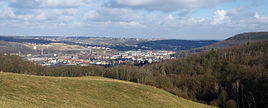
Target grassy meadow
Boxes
[0,72,215,108]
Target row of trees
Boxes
[1,40,268,108]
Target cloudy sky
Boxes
[0,0,267,40]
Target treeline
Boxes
[1,40,268,108]
[0,55,153,83]
[0,55,100,77]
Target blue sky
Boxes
[0,0,267,40]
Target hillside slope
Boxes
[208,32,268,48]
[176,32,268,57]
[0,72,214,108]
[0,41,37,54]
[137,40,218,51]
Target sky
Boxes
[0,0,268,40]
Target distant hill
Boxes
[0,72,214,108]
[0,41,37,54]
[0,36,52,44]
[226,32,268,41]
[176,32,268,57]
[208,32,268,48]
[137,40,218,51]
[0,36,218,51]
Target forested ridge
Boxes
[176,32,268,57]
[1,40,268,108]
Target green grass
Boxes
[0,72,216,108]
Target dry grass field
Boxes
[0,72,216,108]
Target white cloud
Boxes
[84,8,141,22]
[106,0,235,12]
[43,0,88,8]
[0,7,15,19]
[9,0,94,9]
[254,12,268,23]
[0,7,33,21]
[212,10,229,25]
[34,12,47,20]
[0,6,77,24]
[166,14,175,20]
[119,21,142,27]
[157,14,207,28]
[84,11,98,19]
[199,18,206,23]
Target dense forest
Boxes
[1,40,268,108]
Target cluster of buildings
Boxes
[24,50,176,67]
